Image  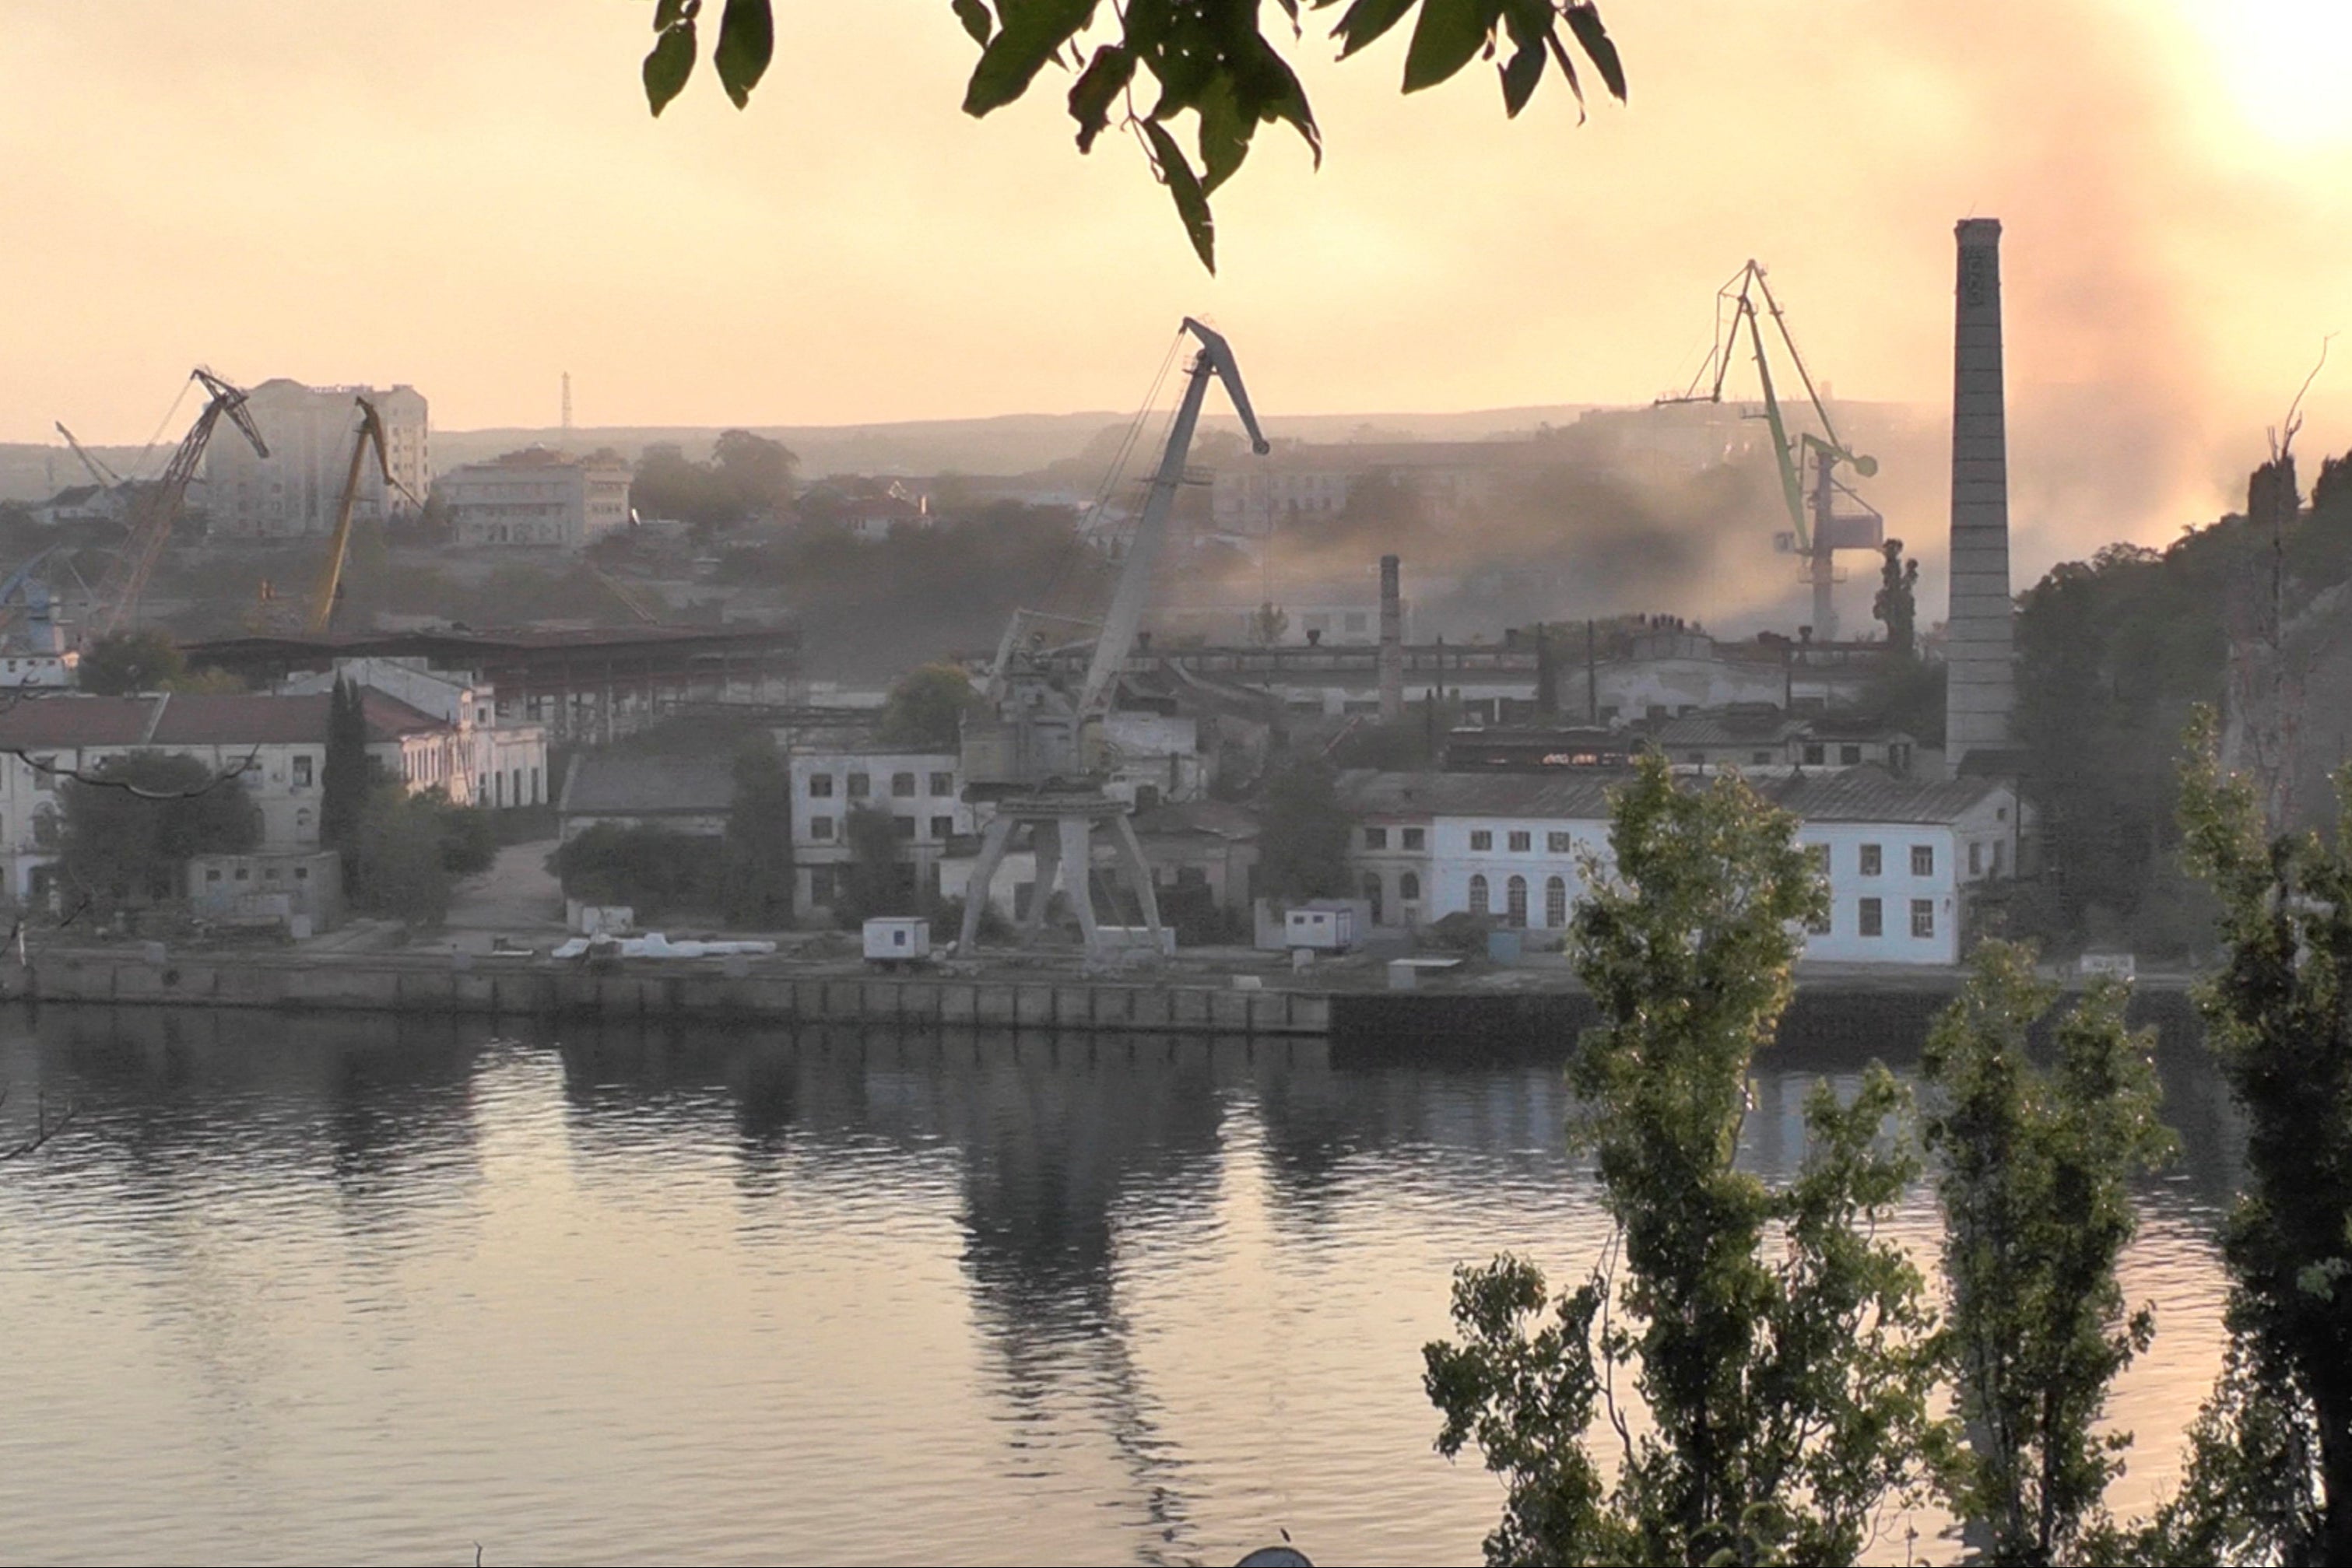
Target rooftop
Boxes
[0,690,450,749]
[558,752,739,819]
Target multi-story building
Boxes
[444,447,631,549]
[278,657,549,810]
[1338,766,2025,966]
[0,690,465,903]
[786,744,971,921]
[206,380,430,538]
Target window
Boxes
[809,865,838,903]
[1859,897,1883,937]
[929,771,955,796]
[1911,844,1934,877]
[1504,875,1528,927]
[1469,830,1494,852]
[1364,826,1388,851]
[512,768,523,805]
[1968,841,1983,876]
[1751,750,1774,765]
[1364,872,1384,924]
[265,867,281,881]
[1546,831,1573,854]
[1992,840,2006,875]
[1402,827,1425,851]
[1911,899,1936,938]
[295,867,309,881]
[929,815,954,840]
[1508,830,1532,853]
[1468,874,1490,915]
[809,816,835,840]
[1860,843,1883,876]
[1841,745,1862,765]
[531,766,540,804]
[291,755,314,788]
[1399,871,1421,903]
[296,807,315,833]
[1803,742,1825,766]
[1685,752,1706,765]
[205,868,221,883]
[1545,875,1567,928]
[891,771,917,798]
[894,816,917,840]
[809,773,835,798]
[847,773,871,798]
[495,773,506,807]
[234,867,251,882]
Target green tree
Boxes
[711,428,799,520]
[876,663,983,750]
[547,822,722,917]
[351,782,452,926]
[636,0,1627,271]
[1255,759,1351,902]
[1250,602,1289,646]
[77,628,183,694]
[60,753,259,906]
[834,804,912,925]
[2150,705,2352,1564]
[1424,756,1946,1566]
[722,737,794,925]
[432,793,497,877]
[320,677,372,860]
[1921,940,2173,1566]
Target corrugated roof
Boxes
[1336,765,2006,826]
[559,752,738,819]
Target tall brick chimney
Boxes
[1946,218,2015,770]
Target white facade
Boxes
[279,658,549,809]
[444,448,631,549]
[788,746,971,917]
[209,380,430,538]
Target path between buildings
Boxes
[444,840,567,935]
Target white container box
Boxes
[1284,904,1355,952]
[863,917,932,964]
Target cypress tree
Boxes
[320,676,370,863]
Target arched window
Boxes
[30,804,58,850]
[1468,874,1490,916]
[1399,871,1421,903]
[1362,872,1383,924]
[1506,875,1529,928]
[1546,875,1568,928]
[296,807,316,836]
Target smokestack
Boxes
[1378,554,1404,724]
[1946,218,2015,770]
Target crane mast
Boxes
[957,318,1269,958]
[89,368,267,640]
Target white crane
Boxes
[958,317,1269,957]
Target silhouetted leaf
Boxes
[1197,76,1251,191]
[1067,43,1134,153]
[1143,118,1216,272]
[1402,0,1490,93]
[714,0,774,108]
[1498,36,1543,117]
[964,0,1097,117]
[643,22,697,116]
[951,0,994,47]
[1563,2,1626,101]
[1543,29,1585,116]
[1332,0,1416,58]
[654,0,693,31]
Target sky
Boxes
[2,0,2348,571]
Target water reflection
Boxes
[0,1005,2243,1566]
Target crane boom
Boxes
[89,368,267,640]
[304,398,395,633]
[1076,317,1269,716]
[54,423,122,489]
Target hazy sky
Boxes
[3,0,2347,552]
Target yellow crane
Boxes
[251,397,414,636]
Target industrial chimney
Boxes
[1378,554,1405,724]
[1945,218,2015,770]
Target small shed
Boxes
[1284,903,1357,952]
[188,850,344,931]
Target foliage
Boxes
[1425,756,1947,1566]
[630,430,799,529]
[547,821,725,917]
[350,782,454,926]
[1250,602,1290,646]
[721,738,794,926]
[1872,541,1919,658]
[876,663,983,750]
[320,677,371,858]
[2162,705,2352,1563]
[1921,939,2172,1566]
[59,753,259,906]
[77,628,183,694]
[434,796,498,878]
[1255,759,1352,902]
[637,0,1626,271]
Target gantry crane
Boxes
[250,396,416,636]
[86,368,268,640]
[957,317,1269,956]
[1662,261,1883,640]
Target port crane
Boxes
[54,423,125,492]
[86,368,268,640]
[1662,261,1883,639]
[957,317,1269,957]
[250,396,416,636]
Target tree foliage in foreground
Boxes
[1922,940,2171,1566]
[1424,755,1946,1566]
[637,0,1627,270]
[60,753,258,906]
[2148,705,2352,1566]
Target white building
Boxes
[207,380,430,538]
[278,658,549,810]
[444,447,631,549]
[0,690,465,903]
[787,744,971,920]
[1338,766,2025,966]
